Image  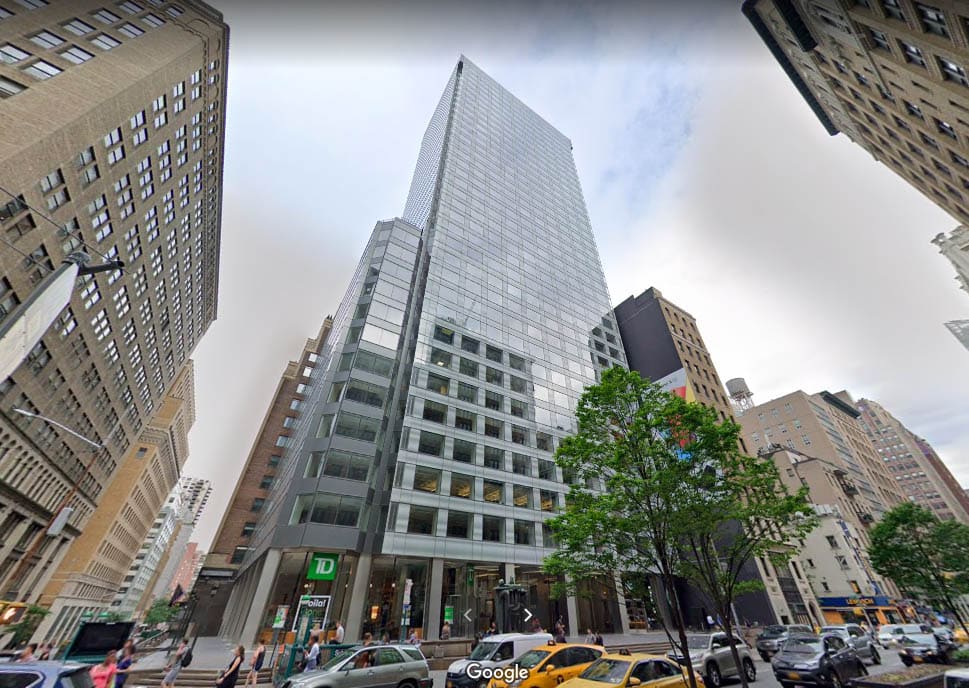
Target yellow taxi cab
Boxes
[560,650,706,688]
[955,626,968,645]
[487,642,605,688]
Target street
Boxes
[427,649,909,688]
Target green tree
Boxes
[674,450,817,688]
[144,598,179,626]
[543,367,816,688]
[867,502,969,637]
[8,604,50,646]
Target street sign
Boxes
[272,605,289,629]
[292,595,330,632]
[306,553,339,581]
[444,606,454,624]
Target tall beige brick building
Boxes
[0,0,226,605]
[743,0,969,225]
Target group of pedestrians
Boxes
[86,640,138,688]
[160,639,267,688]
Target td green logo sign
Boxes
[307,553,339,581]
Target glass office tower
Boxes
[222,56,626,644]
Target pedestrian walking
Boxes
[37,643,52,661]
[303,635,320,672]
[115,645,136,688]
[17,644,37,662]
[408,630,420,646]
[162,639,190,688]
[333,621,345,645]
[216,646,244,688]
[554,623,566,643]
[90,650,119,688]
[362,633,375,646]
[585,629,596,644]
[594,632,603,646]
[706,615,716,630]
[440,622,451,640]
[244,642,265,688]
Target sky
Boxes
[183,1,969,550]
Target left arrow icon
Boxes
[463,609,472,622]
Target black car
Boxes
[771,634,868,688]
[898,631,956,666]
[756,624,814,662]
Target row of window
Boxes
[401,507,554,545]
[409,465,559,510]
[429,346,530,393]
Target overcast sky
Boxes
[183,1,969,549]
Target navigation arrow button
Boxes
[463,609,472,622]
[523,608,533,622]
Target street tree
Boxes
[144,598,179,626]
[867,502,969,637]
[7,604,50,647]
[543,367,816,688]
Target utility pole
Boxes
[1,409,102,602]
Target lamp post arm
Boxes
[11,409,101,450]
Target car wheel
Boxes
[870,646,881,665]
[742,658,756,682]
[706,662,722,688]
[901,658,913,667]
[759,652,770,663]
[857,660,869,677]
[829,671,845,688]
[398,682,418,688]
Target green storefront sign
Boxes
[444,606,454,624]
[306,553,340,581]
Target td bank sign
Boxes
[307,553,339,581]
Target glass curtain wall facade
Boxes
[221,56,626,645]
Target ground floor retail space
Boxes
[220,550,632,645]
[817,596,904,626]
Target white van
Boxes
[446,633,554,688]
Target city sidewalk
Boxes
[136,637,241,671]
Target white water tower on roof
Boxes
[726,378,754,415]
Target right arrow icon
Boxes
[463,609,472,622]
[523,608,533,622]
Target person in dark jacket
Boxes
[216,646,244,688]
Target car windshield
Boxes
[515,650,551,670]
[821,628,846,635]
[321,649,355,671]
[579,659,631,684]
[469,642,498,661]
[762,626,787,638]
[900,634,937,646]
[782,637,822,654]
[687,636,710,649]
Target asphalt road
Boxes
[428,648,910,688]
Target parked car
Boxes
[666,633,756,688]
[755,625,814,662]
[560,650,704,688]
[877,624,927,648]
[897,630,957,666]
[819,625,881,665]
[281,644,432,688]
[486,642,604,688]
[955,627,969,645]
[448,633,554,688]
[771,634,868,688]
[0,662,95,688]
[944,667,969,688]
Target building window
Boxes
[427,372,449,395]
[457,381,477,403]
[512,453,532,476]
[484,446,504,470]
[60,45,94,64]
[433,324,454,345]
[484,417,502,439]
[459,357,478,377]
[939,57,969,87]
[0,76,24,98]
[118,22,144,37]
[63,18,96,36]
[251,498,265,512]
[514,520,534,545]
[826,535,839,548]
[538,459,556,480]
[90,33,121,50]
[345,379,387,408]
[259,475,274,490]
[334,412,380,442]
[29,30,64,48]
[513,485,532,508]
[93,8,121,23]
[230,547,249,564]
[483,480,504,504]
[460,335,479,354]
[423,399,447,424]
[485,345,503,363]
[413,467,441,493]
[915,3,948,37]
[446,511,470,539]
[483,515,504,542]
[241,522,256,537]
[454,408,475,432]
[22,59,62,79]
[511,425,527,445]
[510,398,527,418]
[508,353,526,371]
[430,348,452,368]
[418,430,445,456]
[510,375,527,393]
[868,27,890,50]
[407,506,436,535]
[452,438,475,463]
[485,366,503,385]
[292,493,361,527]
[900,41,926,67]
[920,131,940,149]
[881,0,905,21]
[450,473,473,499]
[484,390,502,411]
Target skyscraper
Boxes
[933,226,969,296]
[946,318,969,350]
[742,1,969,226]
[221,57,626,645]
[855,397,969,523]
[0,0,227,602]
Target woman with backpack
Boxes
[161,639,190,688]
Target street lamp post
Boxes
[2,408,102,602]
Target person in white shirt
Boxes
[334,621,345,644]
[303,636,320,672]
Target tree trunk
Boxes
[722,610,749,688]
[664,572,700,688]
